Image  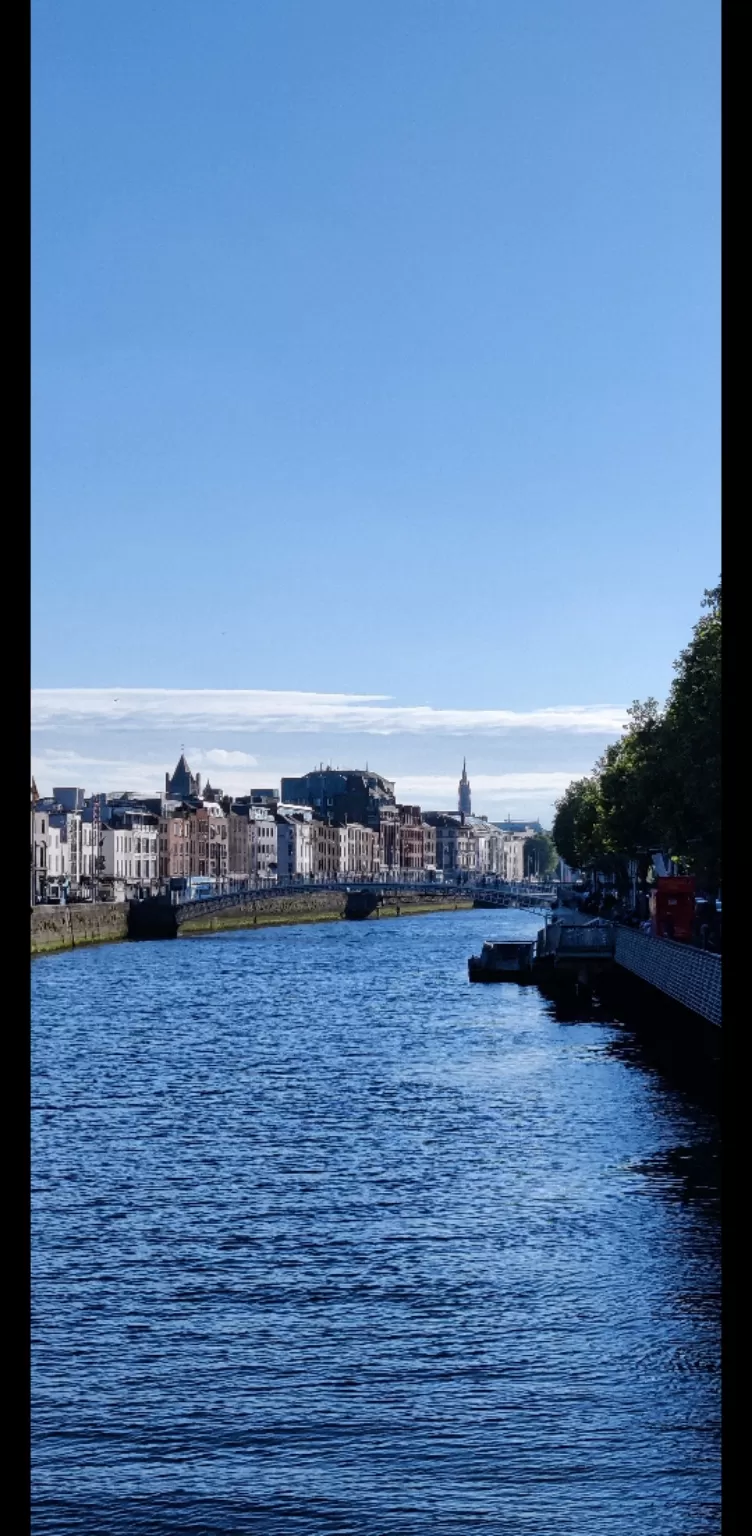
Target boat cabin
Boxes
[468,938,537,983]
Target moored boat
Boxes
[468,938,537,983]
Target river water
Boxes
[31,908,720,1535]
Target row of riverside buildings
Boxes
[30,756,543,905]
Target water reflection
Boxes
[627,1142,720,1210]
[535,971,720,1116]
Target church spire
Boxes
[458,758,471,816]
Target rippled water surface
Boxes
[32,909,720,1534]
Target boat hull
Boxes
[468,958,535,984]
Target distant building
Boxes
[375,803,435,876]
[310,820,340,878]
[227,808,251,883]
[194,803,229,882]
[493,818,543,836]
[32,808,49,902]
[159,805,195,884]
[101,808,160,896]
[499,832,528,883]
[157,801,227,884]
[49,809,83,888]
[378,805,400,874]
[341,824,378,878]
[129,794,167,818]
[52,786,85,812]
[421,821,437,873]
[165,753,202,800]
[424,812,477,876]
[276,813,314,882]
[248,808,277,881]
[280,768,395,829]
[458,759,472,816]
[78,806,100,889]
[398,805,427,876]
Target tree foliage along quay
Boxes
[523,833,558,879]
[552,582,721,892]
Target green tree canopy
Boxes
[597,699,667,871]
[551,582,720,890]
[551,777,605,873]
[661,583,721,886]
[523,832,558,879]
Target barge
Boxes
[468,938,537,983]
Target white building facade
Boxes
[342,824,378,877]
[499,832,528,883]
[101,813,160,894]
[249,808,278,882]
[276,813,314,881]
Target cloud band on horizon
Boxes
[32,688,628,737]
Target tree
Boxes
[660,583,721,886]
[524,832,558,879]
[596,698,668,890]
[552,581,721,894]
[552,777,606,874]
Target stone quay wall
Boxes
[31,902,129,956]
[176,890,347,933]
[614,927,721,1027]
[31,888,477,953]
[177,888,472,933]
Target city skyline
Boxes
[31,686,630,821]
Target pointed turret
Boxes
[458,759,472,816]
[166,752,201,799]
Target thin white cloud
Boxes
[394,773,577,810]
[187,748,259,769]
[32,688,627,737]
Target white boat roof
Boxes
[483,938,535,948]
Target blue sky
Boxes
[31,1,719,819]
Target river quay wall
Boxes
[31,902,129,955]
[535,915,721,1031]
[166,888,473,938]
[614,927,721,1028]
[176,890,347,936]
[32,889,475,952]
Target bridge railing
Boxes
[170,876,556,908]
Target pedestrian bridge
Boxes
[172,879,558,923]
